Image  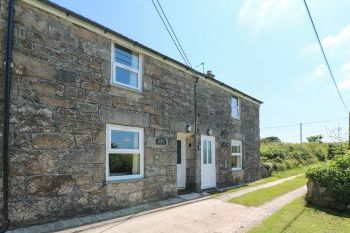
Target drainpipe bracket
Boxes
[3,61,13,67]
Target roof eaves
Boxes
[36,0,263,104]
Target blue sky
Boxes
[51,0,350,143]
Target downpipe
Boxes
[1,0,15,231]
[194,76,198,134]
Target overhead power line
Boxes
[261,117,346,130]
[154,0,193,69]
[303,0,349,112]
[151,0,194,70]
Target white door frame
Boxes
[176,135,187,190]
[201,135,216,189]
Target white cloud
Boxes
[339,61,350,89]
[339,79,350,90]
[341,62,350,74]
[302,24,350,91]
[302,23,350,56]
[238,0,300,33]
[313,64,327,78]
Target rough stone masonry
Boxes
[0,0,261,228]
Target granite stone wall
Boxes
[306,179,350,211]
[0,0,260,227]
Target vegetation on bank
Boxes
[229,175,307,206]
[306,153,350,205]
[260,140,348,174]
[249,197,350,233]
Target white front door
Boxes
[176,138,186,189]
[201,135,216,189]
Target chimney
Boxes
[206,70,215,79]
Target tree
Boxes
[307,135,323,143]
[261,137,281,144]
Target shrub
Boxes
[306,153,350,204]
[260,142,327,172]
[327,143,348,160]
[261,137,281,144]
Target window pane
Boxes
[231,97,238,107]
[203,140,207,164]
[237,155,242,169]
[208,141,212,164]
[177,140,182,164]
[232,145,241,154]
[115,66,138,88]
[232,155,238,168]
[115,45,139,69]
[111,130,139,149]
[109,153,140,176]
[232,107,239,118]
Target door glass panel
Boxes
[177,140,181,164]
[208,141,212,164]
[203,140,207,164]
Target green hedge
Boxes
[327,143,348,160]
[306,153,350,204]
[260,142,328,173]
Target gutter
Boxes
[1,0,15,231]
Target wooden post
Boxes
[300,122,303,144]
[348,113,350,149]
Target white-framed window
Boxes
[106,124,144,181]
[111,43,142,91]
[231,140,242,171]
[231,96,240,119]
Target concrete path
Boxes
[218,174,304,202]
[58,186,306,233]
[55,175,306,233]
[8,175,306,233]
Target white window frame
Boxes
[111,43,143,91]
[231,140,242,171]
[106,124,144,181]
[231,96,240,120]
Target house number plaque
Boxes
[156,137,167,145]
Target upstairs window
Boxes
[112,44,142,91]
[106,125,144,181]
[231,96,240,119]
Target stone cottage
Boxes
[0,0,262,228]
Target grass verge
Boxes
[212,166,307,197]
[229,175,307,206]
[249,197,350,233]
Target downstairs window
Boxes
[231,140,242,171]
[106,125,144,181]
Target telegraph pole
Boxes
[300,122,303,144]
[348,113,350,149]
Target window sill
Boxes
[232,168,243,172]
[105,177,146,184]
[110,81,142,93]
[231,117,241,121]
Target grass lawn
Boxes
[212,166,307,198]
[229,175,307,206]
[250,197,350,233]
